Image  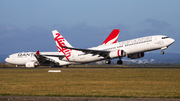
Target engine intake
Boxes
[25,62,36,68]
[128,52,144,59]
[109,49,125,59]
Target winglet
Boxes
[102,29,120,45]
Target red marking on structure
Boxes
[137,53,140,58]
[102,29,120,45]
[36,51,40,55]
[54,33,72,61]
[117,50,120,57]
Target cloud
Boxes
[51,23,130,47]
[51,23,102,48]
[145,19,170,29]
[0,22,177,55]
[0,23,129,54]
[0,25,55,54]
[0,24,22,37]
[134,19,173,36]
[135,28,160,36]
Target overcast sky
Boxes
[0,0,180,55]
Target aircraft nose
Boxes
[169,38,175,44]
[5,58,9,63]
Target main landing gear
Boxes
[105,59,123,65]
[105,59,111,64]
[161,50,165,54]
[117,59,123,65]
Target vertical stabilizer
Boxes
[52,30,73,48]
[52,30,73,61]
[102,29,120,45]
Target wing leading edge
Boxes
[63,47,110,57]
[34,51,66,64]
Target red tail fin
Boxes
[102,29,120,45]
[36,51,40,55]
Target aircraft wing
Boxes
[63,47,110,57]
[43,54,66,57]
[34,51,66,64]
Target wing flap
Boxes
[43,54,66,57]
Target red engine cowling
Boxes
[109,49,125,59]
[128,52,144,59]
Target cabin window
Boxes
[162,37,169,39]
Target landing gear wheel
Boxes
[50,63,54,68]
[117,60,123,65]
[105,60,111,64]
[161,51,164,54]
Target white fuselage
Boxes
[5,35,175,66]
[5,52,73,66]
[60,35,174,62]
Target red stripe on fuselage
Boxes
[117,50,120,57]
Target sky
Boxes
[0,0,180,55]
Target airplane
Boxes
[5,29,120,67]
[51,30,175,65]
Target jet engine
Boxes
[128,52,144,59]
[25,62,36,68]
[109,49,125,58]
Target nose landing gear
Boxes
[161,50,164,54]
[161,47,168,54]
[161,49,165,54]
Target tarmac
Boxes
[1,96,180,101]
[1,66,180,69]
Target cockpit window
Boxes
[162,37,169,39]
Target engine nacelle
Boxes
[128,52,144,59]
[109,49,125,59]
[25,62,36,68]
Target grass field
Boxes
[0,68,180,98]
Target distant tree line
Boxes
[123,63,180,67]
[1,62,180,68]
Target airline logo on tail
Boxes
[102,29,120,45]
[53,29,120,61]
[54,32,72,61]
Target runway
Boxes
[1,66,180,69]
[1,96,180,101]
